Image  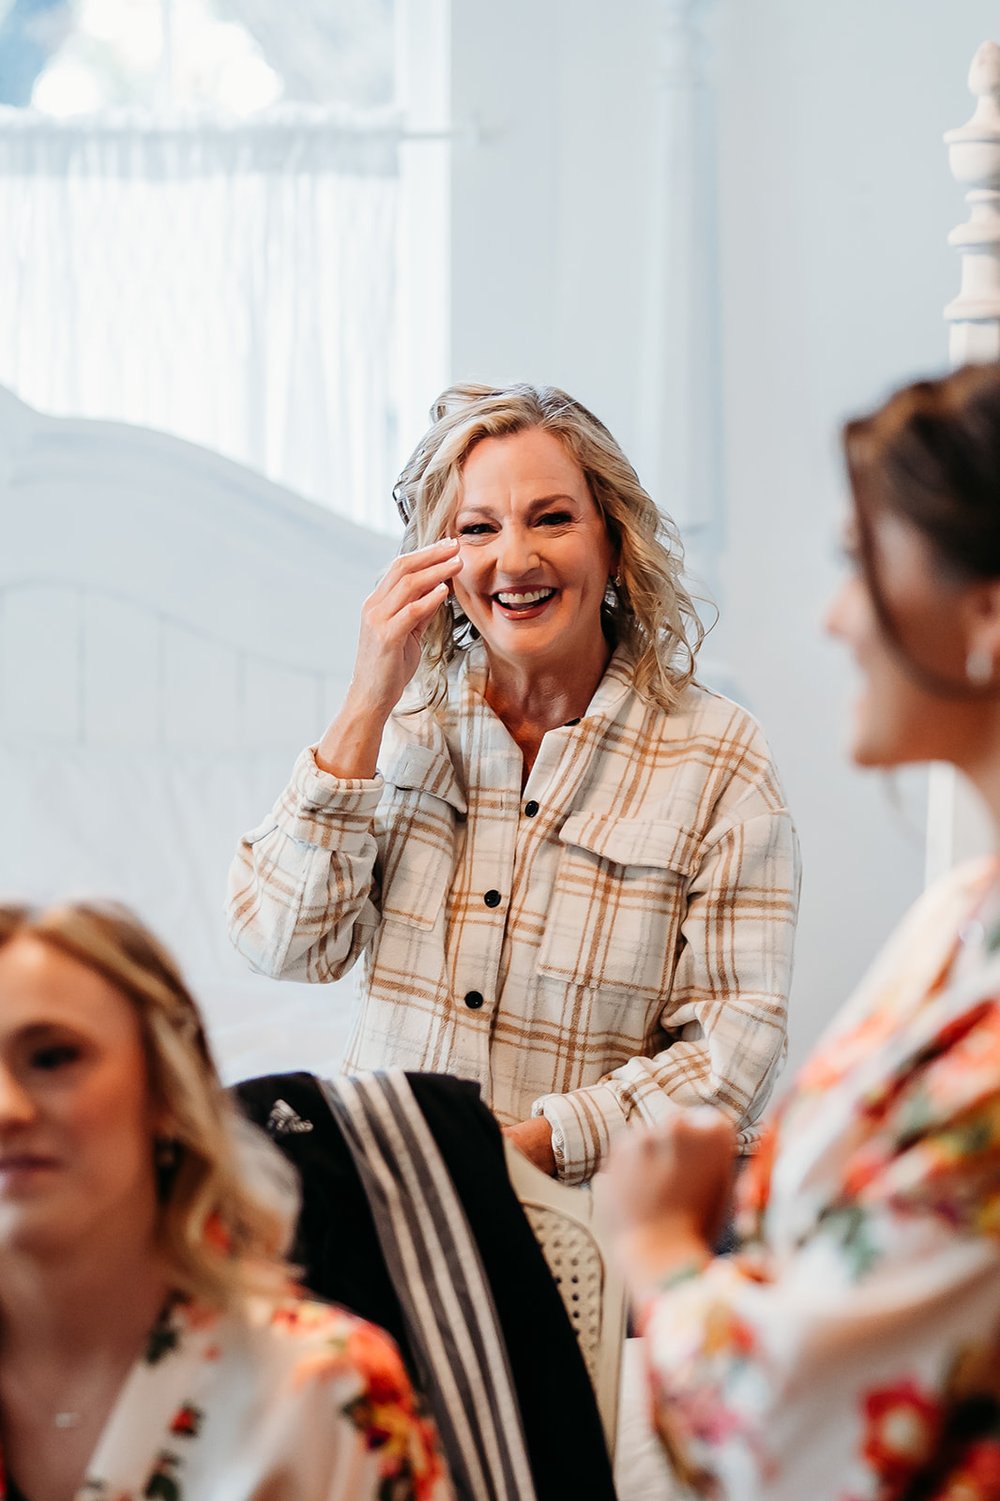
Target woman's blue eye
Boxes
[538,511,572,526]
[31,1044,80,1071]
[459,522,494,536]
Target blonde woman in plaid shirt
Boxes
[228,384,800,1184]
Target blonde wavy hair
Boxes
[0,901,295,1313]
[393,382,706,712]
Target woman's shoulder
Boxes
[676,678,771,737]
[188,1297,447,1495]
[634,673,772,749]
[815,857,1000,1066]
[162,1297,415,1421]
[924,853,999,905]
[251,1298,448,1494]
[894,855,999,945]
[242,1295,409,1384]
[631,679,790,817]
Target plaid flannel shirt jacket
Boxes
[228,644,800,1184]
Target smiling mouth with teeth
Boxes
[493,588,557,610]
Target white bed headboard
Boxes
[0,383,393,1080]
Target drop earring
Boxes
[967,646,993,686]
[154,1137,180,1200]
[155,1137,178,1167]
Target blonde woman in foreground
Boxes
[0,902,449,1501]
[607,363,1000,1501]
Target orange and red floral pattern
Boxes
[0,1296,451,1501]
[641,859,1000,1501]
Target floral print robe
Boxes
[0,1296,451,1501]
[642,857,1000,1501]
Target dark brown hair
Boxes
[843,363,1000,695]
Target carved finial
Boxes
[943,41,1000,361]
[945,41,1000,145]
[968,40,1000,109]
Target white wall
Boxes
[711,0,998,1067]
[446,0,998,1070]
[448,0,661,435]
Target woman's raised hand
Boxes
[353,537,462,714]
[315,538,462,778]
[603,1108,736,1294]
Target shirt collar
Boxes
[456,639,635,725]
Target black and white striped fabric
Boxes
[321,1070,538,1501]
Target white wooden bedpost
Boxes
[944,42,1000,365]
[926,40,1000,885]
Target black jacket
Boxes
[233,1070,616,1501]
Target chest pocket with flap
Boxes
[536,814,700,998]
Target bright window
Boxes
[0,0,448,535]
[3,0,395,115]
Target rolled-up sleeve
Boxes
[227,747,385,983]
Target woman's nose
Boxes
[497,525,540,576]
[824,576,856,640]
[0,1065,36,1127]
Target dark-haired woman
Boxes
[605,363,1000,1501]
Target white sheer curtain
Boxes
[0,107,401,532]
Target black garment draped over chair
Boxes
[233,1070,616,1501]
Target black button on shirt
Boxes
[483,889,502,908]
[464,990,484,1010]
[524,800,539,818]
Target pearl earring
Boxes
[966,646,993,686]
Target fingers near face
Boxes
[372,542,462,619]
